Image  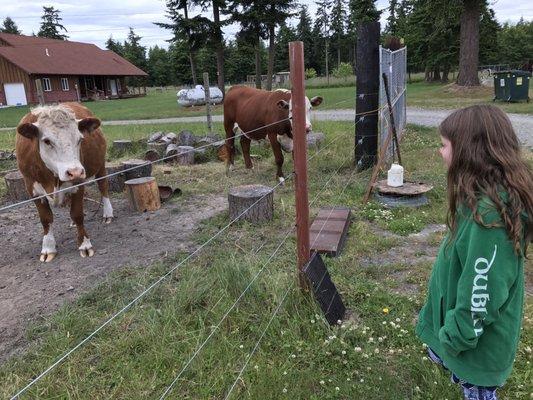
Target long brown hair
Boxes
[439,105,533,254]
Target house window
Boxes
[42,78,52,92]
[61,78,69,91]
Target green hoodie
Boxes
[415,199,525,387]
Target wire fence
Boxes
[379,46,407,162]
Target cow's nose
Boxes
[66,167,85,180]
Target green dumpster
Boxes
[493,70,531,102]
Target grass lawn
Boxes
[1,121,531,399]
[1,80,530,129]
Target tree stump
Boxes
[178,130,197,146]
[307,132,325,149]
[166,145,194,165]
[145,142,167,161]
[148,131,164,143]
[105,162,125,193]
[228,184,274,224]
[125,177,161,212]
[160,132,177,144]
[4,170,30,201]
[112,140,133,154]
[121,159,152,180]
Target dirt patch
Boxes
[358,224,446,296]
[0,191,227,364]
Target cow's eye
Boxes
[43,138,53,146]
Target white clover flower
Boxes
[342,350,347,355]
[311,319,315,324]
[360,379,364,383]
[354,347,362,352]
[335,387,340,391]
[239,345,244,349]
[291,354,296,358]
[283,371,287,375]
[346,378,351,382]
[320,380,325,385]
[283,388,287,393]
[374,348,379,354]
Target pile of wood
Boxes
[144,130,224,165]
[0,150,16,161]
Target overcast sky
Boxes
[1,0,531,50]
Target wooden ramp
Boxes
[309,207,352,257]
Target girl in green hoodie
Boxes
[415,105,532,400]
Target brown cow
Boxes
[16,103,113,262]
[223,86,323,183]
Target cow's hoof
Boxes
[40,252,57,262]
[78,237,94,258]
[102,217,113,224]
[79,248,95,258]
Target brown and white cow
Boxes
[223,86,323,183]
[16,103,113,262]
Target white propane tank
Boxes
[387,163,404,187]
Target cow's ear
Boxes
[277,100,289,109]
[310,96,323,107]
[17,123,39,139]
[78,117,101,134]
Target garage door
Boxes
[4,83,28,106]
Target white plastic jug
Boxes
[387,163,404,187]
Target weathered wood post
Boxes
[203,72,213,135]
[289,41,310,291]
[355,21,380,170]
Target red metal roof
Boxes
[0,33,147,76]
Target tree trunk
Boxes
[457,0,480,86]
[212,2,225,95]
[424,66,431,82]
[183,5,197,85]
[266,25,275,91]
[325,39,329,86]
[441,65,450,83]
[255,38,262,89]
[432,66,441,82]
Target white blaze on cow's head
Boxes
[276,90,323,152]
[17,105,100,182]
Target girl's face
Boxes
[439,136,453,168]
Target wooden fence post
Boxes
[203,72,213,134]
[289,41,310,291]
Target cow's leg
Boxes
[34,200,56,262]
[240,136,253,169]
[223,119,236,175]
[70,186,94,258]
[268,133,285,184]
[96,168,113,224]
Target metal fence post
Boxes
[289,41,310,291]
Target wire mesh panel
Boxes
[379,46,407,161]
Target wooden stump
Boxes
[148,131,164,143]
[145,142,167,161]
[121,159,152,181]
[307,132,325,149]
[228,184,274,224]
[178,130,197,146]
[160,132,177,145]
[105,162,125,193]
[166,145,194,165]
[125,177,161,212]
[113,140,133,154]
[4,170,30,201]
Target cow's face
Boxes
[17,106,100,182]
[276,94,323,152]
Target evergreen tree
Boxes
[330,0,346,67]
[262,0,295,90]
[315,0,332,81]
[105,36,124,56]
[123,28,148,86]
[351,0,381,23]
[37,6,68,40]
[296,6,313,68]
[274,23,297,74]
[478,6,501,65]
[147,46,172,86]
[385,0,398,35]
[457,0,483,86]
[1,17,21,34]
[498,19,533,66]
[225,37,256,83]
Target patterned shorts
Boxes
[427,348,499,400]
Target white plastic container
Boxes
[387,163,404,187]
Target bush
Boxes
[332,62,354,81]
[305,68,317,79]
